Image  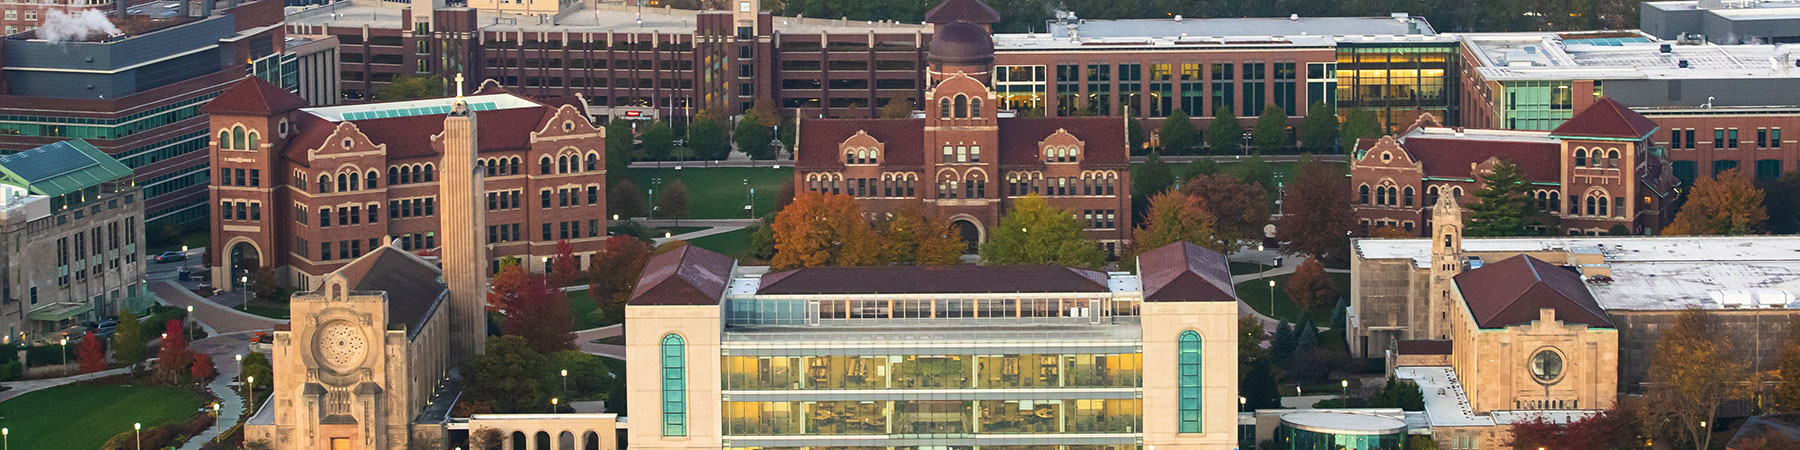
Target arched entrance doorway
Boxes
[952,219,981,254]
[228,240,261,289]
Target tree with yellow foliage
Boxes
[1665,169,1767,235]
[770,191,882,270]
[880,206,964,266]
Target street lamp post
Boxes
[240,276,250,312]
[551,397,559,413]
[59,337,67,367]
[560,369,568,393]
[744,178,752,218]
[1238,396,1246,412]
[4,426,10,450]
[1268,279,1277,317]
[246,375,255,411]
[134,423,141,450]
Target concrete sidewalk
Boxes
[576,324,625,359]
[0,365,133,403]
[149,281,284,335]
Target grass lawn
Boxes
[685,228,755,259]
[566,290,618,331]
[619,167,793,219]
[1236,272,1352,323]
[0,384,204,450]
[1230,261,1268,275]
[242,297,291,320]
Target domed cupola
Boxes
[929,21,995,67]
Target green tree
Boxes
[686,112,729,160]
[608,179,646,219]
[1207,107,1243,154]
[1270,321,1296,362]
[1252,105,1288,154]
[1299,101,1339,153]
[240,351,272,392]
[462,335,552,413]
[1228,154,1277,196]
[1464,160,1539,237]
[1241,355,1283,410]
[1127,116,1148,155]
[112,310,145,371]
[737,100,781,160]
[1340,108,1383,146]
[605,119,634,182]
[980,195,1107,269]
[1179,158,1218,183]
[1666,169,1767,236]
[549,351,618,401]
[374,75,445,101]
[1367,377,1426,411]
[641,121,675,160]
[654,179,689,219]
[1159,109,1198,155]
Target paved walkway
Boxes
[180,334,255,450]
[575,324,624,359]
[1226,249,1351,336]
[0,365,132,403]
[149,281,285,335]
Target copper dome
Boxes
[929,22,994,65]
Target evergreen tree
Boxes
[1252,105,1288,154]
[1271,321,1297,362]
[1241,356,1284,410]
[1465,160,1539,236]
[1127,115,1147,155]
[112,310,145,371]
[1207,107,1243,154]
[1299,101,1339,153]
[1330,297,1348,331]
[1295,315,1320,355]
[1159,109,1198,155]
[604,119,634,184]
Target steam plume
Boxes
[39,9,122,44]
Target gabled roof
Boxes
[0,140,133,197]
[202,76,307,116]
[1550,97,1658,140]
[796,118,926,170]
[1454,254,1613,329]
[794,116,1127,170]
[1137,241,1237,302]
[924,0,1000,24]
[996,117,1129,169]
[332,243,447,339]
[757,265,1110,295]
[629,245,735,306]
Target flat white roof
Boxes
[1279,411,1408,434]
[1401,126,1560,145]
[1461,32,1800,81]
[994,15,1453,51]
[301,93,541,122]
[1355,236,1800,311]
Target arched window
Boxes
[970,98,983,117]
[389,167,399,184]
[1585,195,1596,216]
[1607,150,1620,168]
[535,431,550,450]
[1178,330,1203,433]
[954,95,968,118]
[348,172,360,191]
[232,126,246,150]
[510,157,521,175]
[246,131,259,150]
[1404,186,1415,207]
[1359,185,1370,204]
[511,431,527,450]
[661,334,687,437]
[1453,187,1463,199]
[318,175,330,193]
[423,164,435,182]
[336,174,348,193]
[541,156,553,175]
[218,130,232,150]
[366,170,378,189]
[1575,149,1587,167]
[940,98,952,118]
[582,431,600,450]
[1549,191,1560,212]
[586,152,599,171]
[559,155,570,174]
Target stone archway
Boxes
[948,214,984,254]
[218,237,263,291]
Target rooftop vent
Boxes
[1679,59,1690,68]
[1290,14,1299,21]
[1173,15,1182,22]
[1660,43,1672,53]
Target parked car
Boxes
[155,251,187,263]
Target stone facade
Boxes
[1140,299,1241,449]
[0,141,146,342]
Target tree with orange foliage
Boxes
[880,206,963,266]
[550,240,579,287]
[1665,168,1767,236]
[1131,189,1225,261]
[76,330,106,373]
[190,353,216,380]
[487,257,529,312]
[770,191,881,270]
[587,236,653,325]
[494,263,575,354]
[155,318,193,385]
[1284,259,1338,312]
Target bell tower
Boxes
[1427,193,1464,340]
[439,74,488,362]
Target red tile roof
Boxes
[628,244,736,306]
[924,0,1000,24]
[202,76,307,116]
[796,118,927,170]
[1551,97,1658,140]
[757,265,1110,295]
[1137,241,1237,302]
[1399,137,1562,182]
[795,116,1127,170]
[1453,255,1613,329]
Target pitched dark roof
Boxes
[1550,97,1658,140]
[1397,136,1562,182]
[1453,255,1613,329]
[996,116,1128,168]
[1137,241,1237,302]
[333,244,447,339]
[924,0,1000,24]
[628,245,736,306]
[1397,339,1453,355]
[202,76,307,116]
[283,101,555,164]
[795,116,1127,170]
[796,118,926,170]
[757,265,1110,295]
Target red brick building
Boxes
[795,4,1132,254]
[1350,97,1678,236]
[202,76,607,289]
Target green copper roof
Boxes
[0,140,133,197]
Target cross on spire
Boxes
[452,73,467,112]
